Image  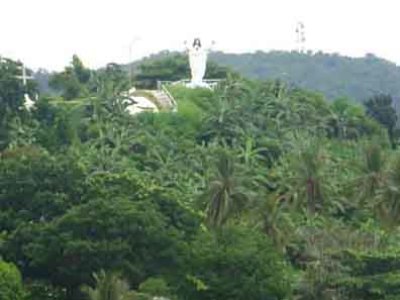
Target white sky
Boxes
[1,0,399,71]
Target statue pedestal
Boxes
[186,81,210,89]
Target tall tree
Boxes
[364,94,398,146]
[180,226,292,300]
[281,137,328,215]
[202,151,248,228]
[375,156,400,230]
[49,55,91,100]
[71,55,91,85]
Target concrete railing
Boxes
[156,79,222,90]
[160,84,178,111]
[156,79,222,113]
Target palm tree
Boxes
[202,151,248,228]
[237,137,269,167]
[375,156,400,231]
[81,270,132,300]
[291,139,326,215]
[329,98,364,140]
[89,67,132,141]
[201,96,245,145]
[259,195,293,252]
[354,143,387,206]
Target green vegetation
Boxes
[130,50,400,103]
[364,93,398,147]
[0,260,25,300]
[2,54,400,300]
[81,271,131,300]
[210,51,400,103]
[49,55,91,100]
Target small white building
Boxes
[125,96,159,115]
[123,87,159,115]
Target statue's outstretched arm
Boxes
[183,40,190,51]
[206,40,216,52]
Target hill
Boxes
[128,50,400,103]
[35,50,400,104]
[209,51,400,102]
[3,55,400,299]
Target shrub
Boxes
[0,260,24,300]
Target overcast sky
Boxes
[1,0,399,71]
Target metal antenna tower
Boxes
[295,21,306,53]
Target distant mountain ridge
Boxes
[209,51,400,103]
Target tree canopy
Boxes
[1,54,400,300]
[0,260,25,300]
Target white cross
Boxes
[15,63,35,110]
[15,63,33,86]
[0,58,36,110]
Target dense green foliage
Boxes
[38,50,400,104]
[49,55,91,100]
[132,50,400,103]
[2,54,400,300]
[0,260,24,300]
[180,226,291,300]
[81,271,131,300]
[364,93,398,146]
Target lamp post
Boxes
[128,36,141,87]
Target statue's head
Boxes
[193,38,202,50]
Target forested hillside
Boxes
[126,50,400,103]
[210,51,400,102]
[37,50,400,104]
[2,55,400,300]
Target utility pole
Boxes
[128,36,141,88]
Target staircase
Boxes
[149,86,177,112]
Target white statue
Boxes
[184,38,214,88]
